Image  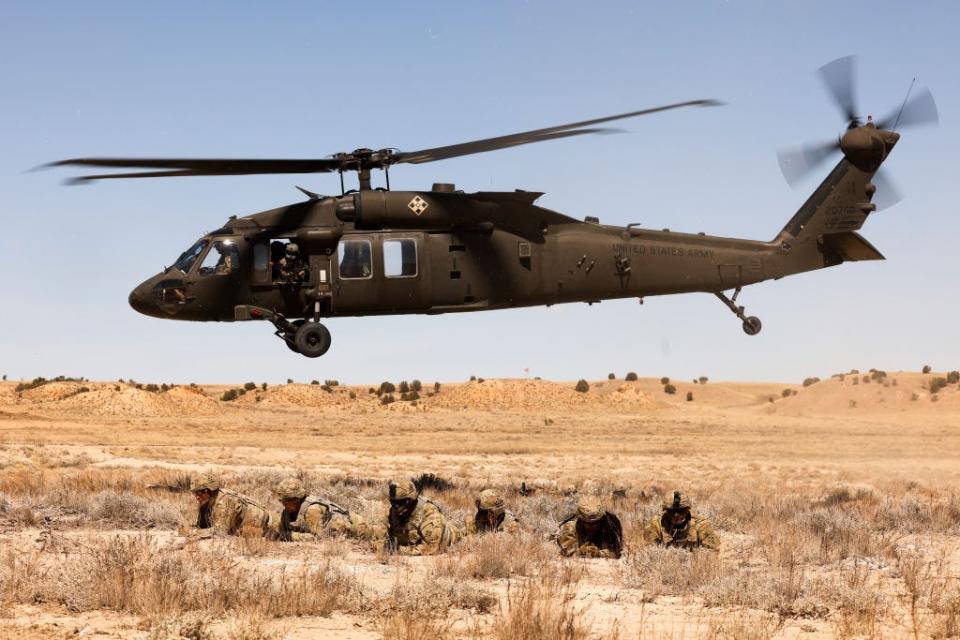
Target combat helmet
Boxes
[577,495,606,523]
[388,479,419,502]
[191,471,221,493]
[663,490,692,511]
[275,477,308,501]
[285,243,300,257]
[476,488,505,514]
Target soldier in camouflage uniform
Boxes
[190,471,269,537]
[270,477,371,541]
[277,243,308,284]
[556,496,623,558]
[465,488,521,535]
[642,490,719,551]
[384,479,460,555]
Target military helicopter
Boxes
[46,56,937,358]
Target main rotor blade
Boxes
[818,55,859,124]
[393,99,722,165]
[43,157,343,182]
[776,139,841,187]
[871,168,904,211]
[876,87,939,131]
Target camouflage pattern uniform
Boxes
[191,472,269,538]
[465,488,521,535]
[270,477,371,541]
[384,479,460,555]
[556,496,623,558]
[642,491,720,551]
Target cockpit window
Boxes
[199,240,240,276]
[173,240,208,273]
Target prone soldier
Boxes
[270,477,371,541]
[556,496,623,558]
[643,490,719,551]
[466,488,521,535]
[190,471,269,538]
[384,479,460,555]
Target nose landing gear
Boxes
[715,287,762,336]
[233,305,332,357]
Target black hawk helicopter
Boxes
[46,56,937,358]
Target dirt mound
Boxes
[239,384,362,409]
[428,379,656,411]
[52,385,222,417]
[18,381,90,403]
[760,371,960,416]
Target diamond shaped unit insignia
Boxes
[408,195,428,216]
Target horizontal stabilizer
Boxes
[823,232,885,262]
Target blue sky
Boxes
[1,1,957,384]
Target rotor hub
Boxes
[839,126,899,173]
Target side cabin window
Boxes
[253,243,269,272]
[198,240,240,276]
[338,239,372,279]
[383,238,417,278]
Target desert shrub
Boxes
[220,389,239,402]
[320,384,333,393]
[380,394,395,405]
[379,381,396,395]
[470,375,477,381]
[286,378,293,384]
[349,391,356,400]
[686,392,694,401]
[699,376,708,384]
[16,377,48,392]
[416,473,455,493]
[243,382,256,391]
[399,381,410,394]
[625,372,638,381]
[660,377,670,385]
[406,391,420,401]
[803,377,820,387]
[488,575,591,640]
[310,380,319,385]
[434,533,551,581]
[923,365,932,374]
[411,380,422,392]
[1,375,6,381]
[261,382,268,391]
[869,369,887,382]
[930,377,948,394]
[434,382,441,393]
[478,378,485,383]
[608,373,616,380]
[238,388,247,396]
[324,380,339,387]
[782,388,792,398]
[948,371,960,384]
[574,380,589,393]
[664,384,677,395]
[89,491,180,528]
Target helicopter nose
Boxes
[128,281,156,317]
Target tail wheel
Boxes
[742,316,762,336]
[294,321,332,358]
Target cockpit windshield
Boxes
[173,239,208,274]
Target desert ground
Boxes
[1,368,959,639]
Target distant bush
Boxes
[320,384,333,393]
[923,365,932,374]
[16,377,49,392]
[378,381,396,396]
[261,382,268,391]
[802,377,820,387]
[411,380,422,392]
[286,378,294,384]
[238,387,247,396]
[477,378,485,383]
[660,377,670,385]
[686,392,693,401]
[698,376,708,384]
[401,390,421,401]
[869,369,887,382]
[160,383,171,392]
[911,393,919,401]
[243,382,256,391]
[625,372,638,381]
[664,384,677,395]
[470,375,477,381]
[349,391,356,400]
[608,373,616,380]
[862,376,870,384]
[311,380,319,385]
[930,377,948,394]
[221,389,239,402]
[434,381,441,393]
[145,384,161,393]
[2,375,6,381]
[575,380,590,393]
[399,381,410,394]
[381,393,395,405]
[368,387,376,394]
[324,379,339,387]
[947,371,960,384]
[782,388,792,398]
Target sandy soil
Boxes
[1,371,959,639]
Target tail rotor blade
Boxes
[877,87,939,131]
[818,55,859,124]
[776,140,841,187]
[871,168,904,211]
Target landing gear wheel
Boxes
[294,321,331,358]
[285,320,304,353]
[742,316,762,336]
